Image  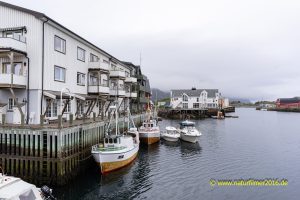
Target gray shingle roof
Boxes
[171,89,219,98]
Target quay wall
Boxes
[0,114,145,186]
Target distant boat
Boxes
[0,169,56,200]
[179,120,202,143]
[161,126,180,142]
[91,101,139,174]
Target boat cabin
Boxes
[142,119,157,128]
[180,120,195,129]
[103,135,134,148]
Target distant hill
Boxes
[151,88,170,101]
[228,97,252,103]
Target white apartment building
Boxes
[170,88,221,109]
[0,1,139,125]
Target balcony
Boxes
[139,97,149,103]
[110,87,125,96]
[88,83,110,94]
[88,61,109,72]
[0,73,27,88]
[0,36,27,53]
[109,70,126,79]
[125,77,137,83]
[126,92,137,98]
[137,85,146,92]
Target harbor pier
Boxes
[0,113,145,186]
[158,106,235,119]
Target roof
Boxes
[171,89,219,98]
[0,1,127,67]
[277,97,300,104]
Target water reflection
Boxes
[180,141,202,157]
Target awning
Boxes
[0,26,27,32]
[74,93,99,101]
[44,90,72,100]
[0,103,7,107]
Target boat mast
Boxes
[116,84,119,136]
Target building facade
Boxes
[0,1,150,125]
[276,97,300,108]
[170,88,222,109]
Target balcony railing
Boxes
[125,76,137,83]
[109,86,125,96]
[88,84,110,94]
[0,73,27,88]
[126,92,137,98]
[88,61,110,71]
[109,70,126,79]
[0,35,27,53]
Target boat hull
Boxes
[180,133,200,143]
[162,135,179,142]
[92,145,139,174]
[139,131,160,145]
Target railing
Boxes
[0,37,27,52]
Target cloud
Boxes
[3,0,300,100]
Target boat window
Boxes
[109,138,113,143]
[104,138,108,143]
[151,124,153,127]
[114,138,118,143]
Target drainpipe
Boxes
[26,56,30,124]
[40,18,49,116]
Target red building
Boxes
[276,97,300,108]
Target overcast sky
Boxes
[4,0,300,100]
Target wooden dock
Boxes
[158,107,235,119]
[0,114,145,186]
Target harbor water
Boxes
[54,108,300,200]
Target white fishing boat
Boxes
[138,99,160,145]
[0,169,56,200]
[91,101,139,174]
[179,120,202,143]
[161,126,180,142]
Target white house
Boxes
[170,88,221,109]
[0,1,143,125]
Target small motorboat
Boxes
[161,126,180,142]
[0,169,56,200]
[179,120,202,143]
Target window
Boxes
[45,99,58,118]
[197,98,199,102]
[65,101,71,113]
[54,66,65,82]
[77,47,85,62]
[183,103,188,109]
[193,103,199,108]
[102,79,108,86]
[89,74,98,85]
[54,36,66,54]
[2,63,23,75]
[77,73,86,86]
[8,98,17,111]
[90,53,99,62]
[183,95,188,102]
[77,102,84,115]
[125,71,130,77]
